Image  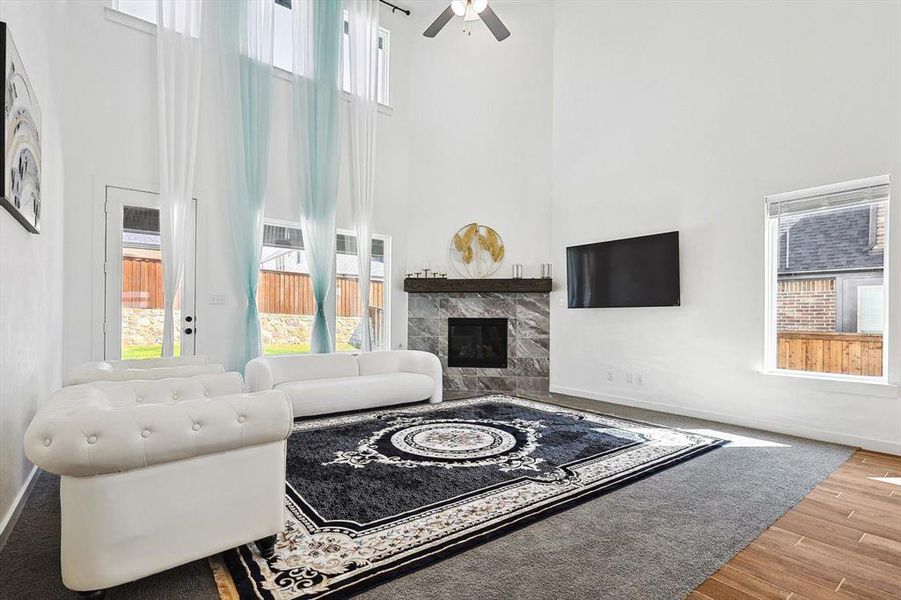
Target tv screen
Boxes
[566,231,680,308]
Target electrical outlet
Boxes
[635,374,645,386]
[606,370,615,381]
[625,373,633,384]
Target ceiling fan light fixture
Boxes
[473,0,489,13]
[450,0,466,17]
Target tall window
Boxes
[114,2,391,105]
[765,177,890,379]
[259,222,389,355]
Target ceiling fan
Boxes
[423,0,511,42]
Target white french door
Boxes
[104,185,197,360]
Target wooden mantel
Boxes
[403,277,552,293]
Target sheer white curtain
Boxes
[214,0,274,369]
[347,0,379,351]
[292,0,344,353]
[156,0,202,357]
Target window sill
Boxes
[757,369,899,398]
[105,6,156,35]
[272,67,394,115]
[105,8,394,116]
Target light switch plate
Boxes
[208,294,226,306]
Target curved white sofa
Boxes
[64,355,224,387]
[25,373,293,596]
[245,350,443,417]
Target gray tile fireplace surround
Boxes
[407,292,550,396]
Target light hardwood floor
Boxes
[691,449,901,600]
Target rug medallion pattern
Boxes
[221,395,724,599]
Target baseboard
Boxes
[549,385,901,456]
[0,466,39,553]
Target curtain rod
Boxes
[379,0,410,16]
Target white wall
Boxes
[402,0,554,278]
[60,1,416,372]
[59,0,556,371]
[0,1,66,531]
[550,1,901,453]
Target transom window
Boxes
[114,0,391,105]
[764,177,890,380]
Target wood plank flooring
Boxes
[691,450,901,600]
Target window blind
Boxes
[766,178,889,218]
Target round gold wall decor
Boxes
[448,223,505,279]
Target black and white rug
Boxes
[217,395,724,599]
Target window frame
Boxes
[109,1,393,109]
[335,227,392,353]
[259,219,391,354]
[763,175,892,383]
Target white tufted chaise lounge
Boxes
[24,373,293,597]
[245,350,443,417]
[64,355,225,386]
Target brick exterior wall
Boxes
[777,278,836,332]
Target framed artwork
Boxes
[1,21,41,234]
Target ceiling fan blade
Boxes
[479,5,510,41]
[423,5,455,38]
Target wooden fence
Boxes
[777,331,883,377]
[122,257,164,308]
[122,257,383,317]
[257,269,384,316]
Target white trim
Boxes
[755,369,897,395]
[765,174,891,204]
[0,466,38,550]
[549,385,901,455]
[104,6,156,35]
[272,67,394,115]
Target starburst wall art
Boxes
[2,21,41,234]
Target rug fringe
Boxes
[209,554,240,600]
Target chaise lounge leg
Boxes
[256,534,277,559]
[77,591,106,599]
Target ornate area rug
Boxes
[214,395,724,599]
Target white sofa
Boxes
[64,355,224,387]
[24,373,293,597]
[245,350,443,417]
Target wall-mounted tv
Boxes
[566,231,680,308]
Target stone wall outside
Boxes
[122,308,362,347]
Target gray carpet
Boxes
[0,393,852,600]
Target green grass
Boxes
[121,342,356,360]
[121,344,180,360]
[264,342,357,355]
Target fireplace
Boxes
[447,318,508,369]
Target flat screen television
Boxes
[566,231,680,308]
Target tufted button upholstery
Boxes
[63,355,223,387]
[25,373,293,477]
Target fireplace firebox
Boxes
[447,318,508,369]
